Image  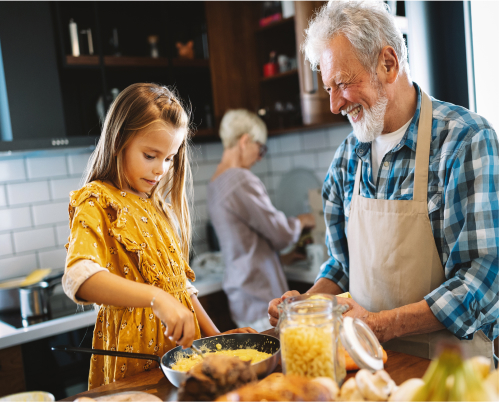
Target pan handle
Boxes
[52,345,161,363]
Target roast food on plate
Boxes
[177,354,257,401]
[172,344,271,372]
[217,372,340,401]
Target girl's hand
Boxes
[221,327,258,334]
[152,291,196,348]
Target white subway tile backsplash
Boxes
[303,130,328,151]
[67,152,92,175]
[190,144,205,162]
[50,177,81,200]
[13,227,56,253]
[293,153,316,169]
[280,133,302,153]
[32,202,68,226]
[193,184,207,203]
[251,158,268,175]
[192,162,217,183]
[0,186,6,207]
[194,203,208,221]
[56,224,70,246]
[0,253,38,281]
[26,156,67,179]
[0,158,26,183]
[317,150,336,169]
[271,174,283,191]
[7,181,50,205]
[0,206,32,231]
[0,233,13,256]
[204,142,224,161]
[269,155,292,173]
[266,137,281,155]
[328,124,351,147]
[38,248,67,270]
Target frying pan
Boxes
[52,333,280,388]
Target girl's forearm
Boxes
[190,294,220,337]
[76,271,161,307]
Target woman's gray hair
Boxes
[219,109,268,149]
[302,0,409,76]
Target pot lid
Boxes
[340,316,384,372]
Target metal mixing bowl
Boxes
[160,333,281,387]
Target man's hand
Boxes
[268,290,300,327]
[221,327,258,334]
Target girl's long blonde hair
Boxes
[84,83,193,259]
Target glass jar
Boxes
[277,293,383,386]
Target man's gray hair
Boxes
[302,0,409,76]
[219,109,268,149]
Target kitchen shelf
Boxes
[171,58,210,67]
[104,56,170,67]
[256,16,295,33]
[261,69,298,83]
[65,56,210,68]
[66,55,99,66]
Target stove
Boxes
[0,291,94,329]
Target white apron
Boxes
[347,90,493,360]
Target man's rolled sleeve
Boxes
[315,162,350,292]
[425,128,499,341]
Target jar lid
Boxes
[340,316,384,372]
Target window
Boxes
[0,38,13,141]
[467,1,499,128]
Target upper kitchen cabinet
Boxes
[205,1,346,135]
[0,2,68,151]
[53,1,214,140]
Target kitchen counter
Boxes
[0,265,315,350]
[59,346,431,401]
[0,274,225,350]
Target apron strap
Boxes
[413,90,433,203]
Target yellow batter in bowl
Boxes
[171,348,272,372]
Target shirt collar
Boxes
[354,82,422,159]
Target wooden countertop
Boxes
[60,349,430,401]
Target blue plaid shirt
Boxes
[317,83,499,341]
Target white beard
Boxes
[348,91,388,143]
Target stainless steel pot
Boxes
[53,333,281,387]
[0,272,63,317]
[19,272,63,319]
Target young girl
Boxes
[62,83,256,389]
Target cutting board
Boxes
[75,392,162,401]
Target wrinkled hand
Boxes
[152,291,196,348]
[267,290,301,327]
[221,327,258,334]
[336,297,385,340]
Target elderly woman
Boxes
[207,109,315,332]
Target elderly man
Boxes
[268,1,498,361]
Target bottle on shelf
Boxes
[69,19,80,57]
[147,35,159,58]
[263,50,279,77]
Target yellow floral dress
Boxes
[65,180,201,389]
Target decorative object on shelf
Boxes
[176,40,194,59]
[281,1,295,18]
[259,1,282,27]
[277,54,290,73]
[69,19,79,57]
[79,28,94,55]
[263,51,279,77]
[147,35,159,58]
[110,27,120,56]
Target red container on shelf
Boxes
[263,62,279,77]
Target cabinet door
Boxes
[294,1,344,126]
[204,1,260,127]
[0,1,66,141]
